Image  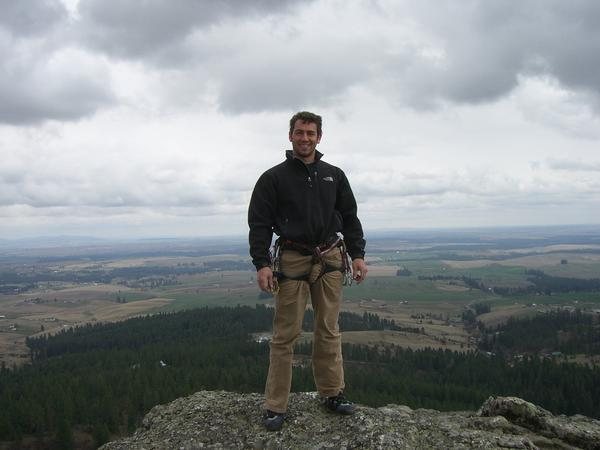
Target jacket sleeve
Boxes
[248,171,277,270]
[335,170,366,260]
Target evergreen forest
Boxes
[479,309,600,356]
[1,305,599,449]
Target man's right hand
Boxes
[257,266,275,292]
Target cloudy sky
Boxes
[1,0,599,240]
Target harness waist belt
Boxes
[281,237,342,256]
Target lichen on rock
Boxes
[100,391,600,449]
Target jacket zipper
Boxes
[298,159,314,187]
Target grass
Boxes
[343,275,496,305]
[157,289,264,311]
[154,270,262,311]
[116,291,156,302]
[540,262,600,278]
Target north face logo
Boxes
[322,176,334,182]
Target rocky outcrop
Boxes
[101,391,600,449]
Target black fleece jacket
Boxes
[248,150,366,270]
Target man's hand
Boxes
[257,266,275,292]
[352,258,368,284]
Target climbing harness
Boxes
[269,240,282,295]
[269,235,354,291]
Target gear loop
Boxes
[269,235,353,287]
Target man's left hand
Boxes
[352,258,368,284]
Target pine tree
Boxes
[54,414,73,450]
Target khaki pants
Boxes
[264,248,345,413]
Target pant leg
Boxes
[264,250,311,413]
[310,249,345,398]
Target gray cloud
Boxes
[0,146,242,211]
[540,2,600,93]
[0,0,116,125]
[0,79,113,126]
[8,0,597,123]
[391,1,600,109]
[0,41,115,125]
[0,173,215,209]
[3,1,600,124]
[216,40,375,114]
[77,0,304,61]
[353,164,600,207]
[0,0,66,36]
[205,1,600,115]
[75,0,375,114]
[547,158,600,172]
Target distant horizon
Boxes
[1,222,599,247]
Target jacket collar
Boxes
[285,149,323,162]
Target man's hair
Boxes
[289,111,322,137]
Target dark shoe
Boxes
[322,392,356,415]
[263,409,285,431]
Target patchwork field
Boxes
[2,227,600,367]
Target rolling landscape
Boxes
[1,225,600,448]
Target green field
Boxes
[3,227,600,368]
[343,275,494,304]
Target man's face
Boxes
[289,120,321,162]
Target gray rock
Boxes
[100,391,600,450]
[479,396,600,450]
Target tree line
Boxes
[479,309,600,356]
[524,270,600,294]
[421,270,600,296]
[0,259,252,292]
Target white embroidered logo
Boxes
[322,176,334,182]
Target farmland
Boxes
[1,225,600,368]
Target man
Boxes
[248,111,367,431]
